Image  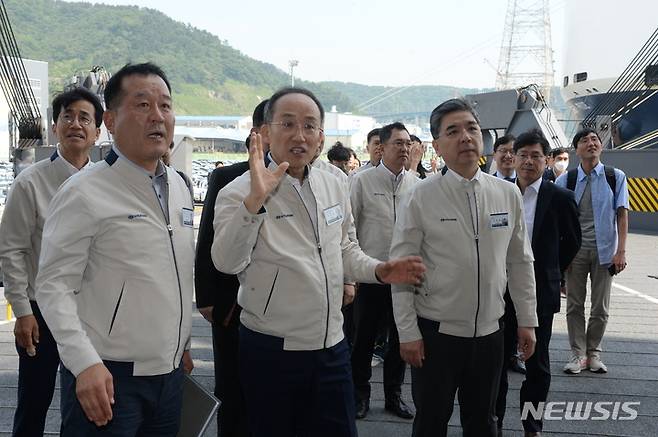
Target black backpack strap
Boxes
[566,168,578,192]
[604,165,617,196]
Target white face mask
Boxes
[554,160,569,172]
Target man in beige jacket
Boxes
[391,98,538,437]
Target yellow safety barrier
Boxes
[6,303,11,321]
[627,177,658,213]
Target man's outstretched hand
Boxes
[375,256,426,286]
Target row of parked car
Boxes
[190,159,237,203]
[0,162,14,206]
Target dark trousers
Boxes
[411,317,503,437]
[520,314,554,432]
[341,302,355,349]
[351,283,405,401]
[60,362,183,436]
[239,325,356,437]
[212,315,249,437]
[496,291,518,426]
[13,300,60,437]
[497,314,554,431]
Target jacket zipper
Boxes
[466,189,481,338]
[153,184,184,370]
[292,184,331,348]
[108,281,126,335]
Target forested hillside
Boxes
[5,0,492,115]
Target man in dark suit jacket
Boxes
[195,100,268,437]
[497,130,581,437]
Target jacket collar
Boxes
[105,147,167,189]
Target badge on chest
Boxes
[490,212,509,229]
[323,204,343,226]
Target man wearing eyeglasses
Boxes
[349,121,417,420]
[212,87,426,437]
[492,135,517,182]
[391,99,538,437]
[0,88,102,436]
[496,129,581,436]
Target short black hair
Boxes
[493,134,516,152]
[52,88,104,128]
[327,143,352,162]
[513,129,550,155]
[572,128,600,148]
[104,62,171,110]
[252,99,269,129]
[380,122,408,145]
[429,98,480,139]
[367,128,381,143]
[264,87,324,123]
[550,147,569,159]
[409,134,421,143]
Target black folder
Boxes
[177,374,220,437]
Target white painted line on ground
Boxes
[613,282,658,305]
[0,318,14,325]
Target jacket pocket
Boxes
[263,268,280,315]
[108,281,126,335]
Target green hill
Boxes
[5,0,492,116]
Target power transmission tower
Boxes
[496,0,555,99]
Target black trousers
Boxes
[212,313,249,437]
[13,300,60,437]
[496,313,553,431]
[496,291,518,426]
[411,318,504,437]
[350,283,405,401]
[239,325,356,437]
[520,314,554,432]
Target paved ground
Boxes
[1,230,657,436]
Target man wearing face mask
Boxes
[543,148,569,182]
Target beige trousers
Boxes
[566,247,613,358]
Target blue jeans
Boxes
[59,361,184,436]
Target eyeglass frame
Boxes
[59,113,95,126]
[268,120,324,136]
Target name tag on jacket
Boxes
[490,212,509,229]
[182,207,194,227]
[323,204,343,226]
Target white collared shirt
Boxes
[379,160,406,190]
[268,153,318,236]
[56,145,92,173]
[521,176,543,241]
[495,169,517,180]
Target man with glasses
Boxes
[349,122,417,420]
[391,98,538,437]
[0,88,102,436]
[212,87,426,437]
[492,134,517,182]
[496,129,581,436]
[556,128,629,375]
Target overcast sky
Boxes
[64,0,568,88]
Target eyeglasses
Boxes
[388,139,413,149]
[496,149,514,156]
[60,113,94,126]
[516,153,545,162]
[269,120,323,136]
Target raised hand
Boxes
[244,132,289,214]
[375,256,426,286]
